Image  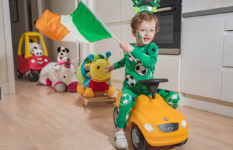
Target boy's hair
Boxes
[131,11,159,33]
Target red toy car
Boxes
[17,32,49,82]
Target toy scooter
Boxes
[113,79,188,150]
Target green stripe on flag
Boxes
[71,1,113,42]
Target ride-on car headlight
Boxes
[158,123,179,132]
[31,59,35,63]
[181,120,186,128]
[44,59,48,62]
[144,124,154,132]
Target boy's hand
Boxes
[105,65,115,73]
[119,42,134,53]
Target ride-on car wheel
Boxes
[113,107,119,127]
[176,138,188,146]
[27,71,39,82]
[16,69,23,79]
[131,125,147,150]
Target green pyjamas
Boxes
[113,42,180,128]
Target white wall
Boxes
[0,0,16,95]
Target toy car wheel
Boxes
[131,125,147,150]
[27,71,39,82]
[113,107,119,127]
[176,138,188,146]
[16,69,24,79]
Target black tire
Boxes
[131,125,147,150]
[113,107,119,128]
[27,71,39,82]
[16,69,24,79]
[176,138,188,146]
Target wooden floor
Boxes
[0,80,233,150]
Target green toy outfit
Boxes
[113,42,180,128]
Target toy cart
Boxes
[17,32,49,82]
[79,91,116,106]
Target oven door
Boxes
[153,4,182,55]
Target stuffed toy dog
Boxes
[57,47,69,62]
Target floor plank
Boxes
[0,80,233,150]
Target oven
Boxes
[142,0,182,54]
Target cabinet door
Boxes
[221,69,233,103]
[155,55,180,92]
[95,0,121,23]
[225,12,233,31]
[121,0,135,22]
[223,32,233,67]
[181,14,225,99]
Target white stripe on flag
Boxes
[61,15,89,43]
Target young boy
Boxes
[106,11,180,149]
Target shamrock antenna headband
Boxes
[132,0,161,13]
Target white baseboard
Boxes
[183,93,233,118]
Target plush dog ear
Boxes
[57,47,61,52]
[65,48,69,53]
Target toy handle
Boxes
[138,79,168,99]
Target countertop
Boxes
[183,6,233,18]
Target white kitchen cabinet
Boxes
[225,12,233,31]
[95,0,121,23]
[121,0,135,22]
[120,23,135,43]
[181,14,225,99]
[223,32,233,67]
[221,68,233,102]
[155,55,180,92]
[182,0,233,13]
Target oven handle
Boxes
[157,6,175,13]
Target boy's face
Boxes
[133,20,156,46]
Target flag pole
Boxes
[113,37,137,62]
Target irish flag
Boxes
[36,1,113,43]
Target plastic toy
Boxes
[77,52,116,106]
[57,47,69,62]
[39,58,78,92]
[113,79,188,150]
[17,32,49,82]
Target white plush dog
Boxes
[57,47,69,62]
[29,42,43,56]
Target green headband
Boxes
[132,0,161,13]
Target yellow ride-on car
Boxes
[113,79,188,150]
[17,32,49,82]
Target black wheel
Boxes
[16,69,24,79]
[176,138,188,146]
[27,71,39,82]
[113,107,119,127]
[131,125,147,150]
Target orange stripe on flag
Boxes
[35,9,69,41]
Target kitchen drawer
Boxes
[225,12,233,31]
[223,32,233,67]
[221,69,233,103]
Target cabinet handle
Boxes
[157,6,174,13]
